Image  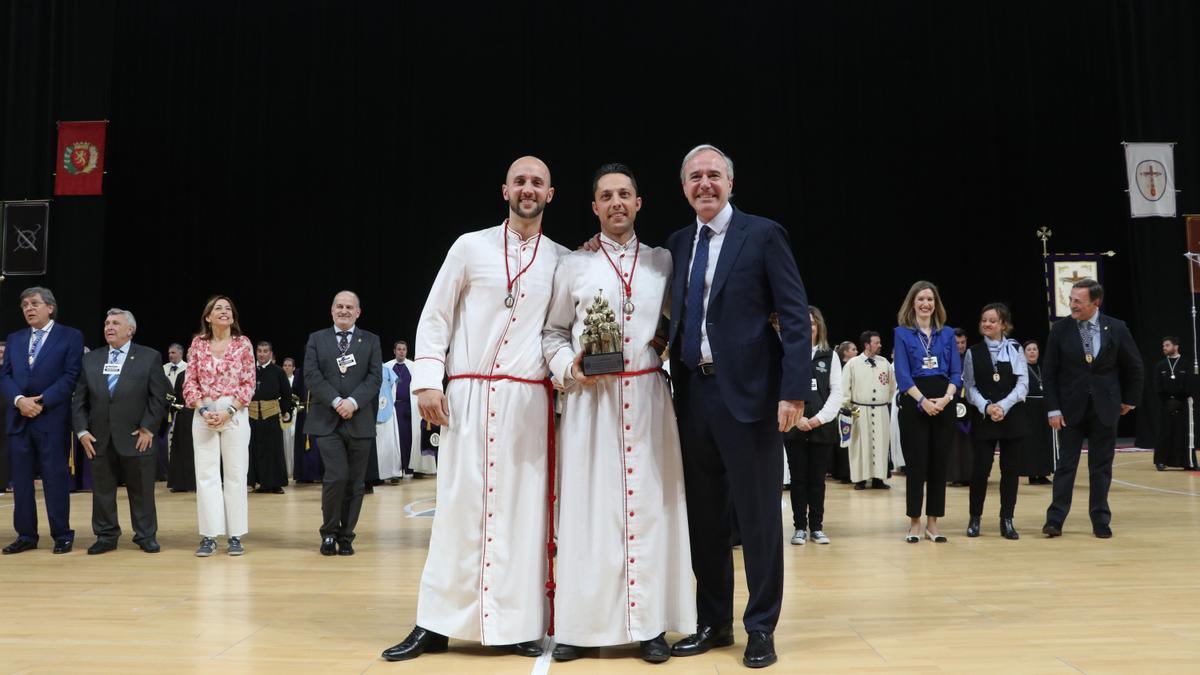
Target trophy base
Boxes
[582,351,625,376]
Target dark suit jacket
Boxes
[302,327,382,439]
[666,207,811,423]
[0,322,84,435]
[1042,313,1144,427]
[71,343,171,456]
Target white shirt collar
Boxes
[109,341,129,355]
[334,325,356,336]
[599,231,638,250]
[696,201,733,235]
[32,319,55,334]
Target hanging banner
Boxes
[54,120,107,196]
[1188,215,1200,293]
[1,200,50,276]
[1124,142,1176,218]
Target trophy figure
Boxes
[580,290,625,376]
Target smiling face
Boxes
[1069,287,1100,321]
[503,157,554,221]
[207,299,234,330]
[681,149,732,223]
[979,309,1005,341]
[913,288,936,323]
[104,313,134,349]
[331,291,361,331]
[593,172,641,240]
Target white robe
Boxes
[841,354,895,482]
[386,358,437,475]
[376,365,404,480]
[542,236,694,646]
[411,223,566,645]
[282,374,296,478]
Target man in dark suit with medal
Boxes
[71,309,171,554]
[0,287,84,554]
[1042,279,1143,539]
[302,290,382,556]
[666,145,810,669]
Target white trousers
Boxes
[193,405,251,537]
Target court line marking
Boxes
[1112,457,1200,496]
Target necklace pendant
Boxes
[504,294,515,309]
[623,299,635,315]
[1171,373,1177,379]
[1085,354,1094,364]
[992,373,1001,382]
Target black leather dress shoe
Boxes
[337,539,355,556]
[381,626,449,661]
[505,641,544,657]
[854,481,866,490]
[1042,522,1062,537]
[999,518,1019,540]
[966,517,981,537]
[88,540,118,555]
[671,623,735,656]
[139,538,161,553]
[320,536,336,556]
[552,642,584,661]
[1093,524,1113,539]
[743,631,777,668]
[1156,463,1166,471]
[640,633,670,663]
[871,478,890,489]
[53,539,73,554]
[2,539,37,554]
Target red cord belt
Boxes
[447,366,665,636]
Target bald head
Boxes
[331,290,362,331]
[506,156,551,185]
[503,155,555,222]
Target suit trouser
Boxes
[9,426,73,543]
[899,378,952,518]
[1046,401,1116,528]
[784,436,832,531]
[317,425,372,540]
[92,441,158,544]
[968,436,1021,519]
[193,410,250,537]
[678,369,784,634]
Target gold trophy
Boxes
[580,290,625,375]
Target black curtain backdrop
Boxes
[3,1,1199,444]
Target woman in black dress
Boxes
[1019,340,1054,484]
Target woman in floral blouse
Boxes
[183,295,255,557]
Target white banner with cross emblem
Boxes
[1124,142,1176,218]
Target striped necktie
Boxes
[107,348,121,395]
[28,328,45,365]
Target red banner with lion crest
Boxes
[54,120,107,195]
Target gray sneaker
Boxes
[195,537,216,557]
[811,530,831,545]
[790,529,807,545]
[227,536,245,556]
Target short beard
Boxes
[510,196,546,220]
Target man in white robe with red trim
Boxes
[383,156,567,662]
[542,164,694,663]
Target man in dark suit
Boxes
[666,145,810,669]
[302,290,382,556]
[1042,279,1143,539]
[0,286,84,555]
[71,308,171,554]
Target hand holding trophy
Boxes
[576,290,625,380]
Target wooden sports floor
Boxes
[1,450,1198,674]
